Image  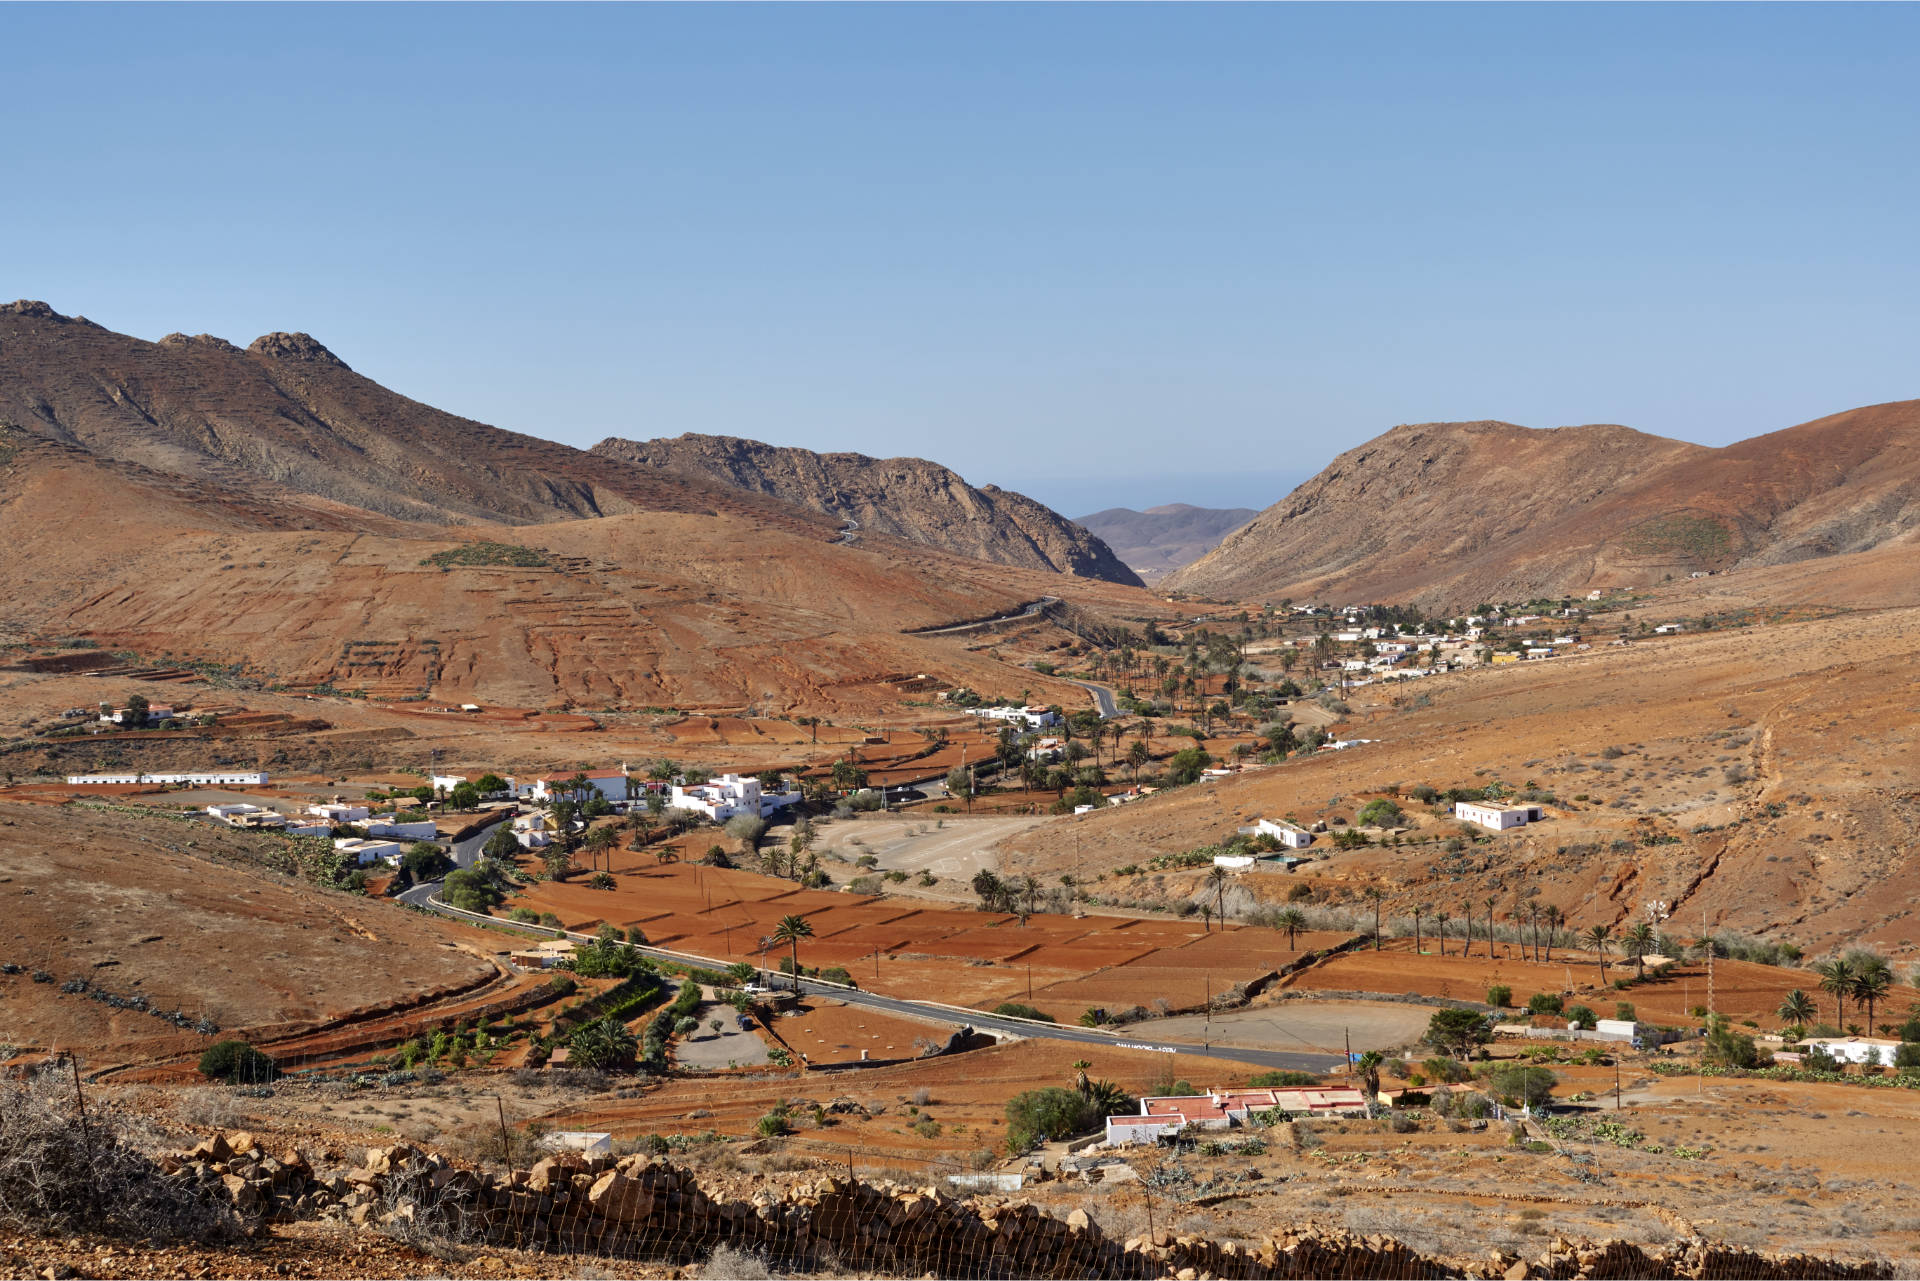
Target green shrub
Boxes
[991,1002,1056,1023]
[1487,985,1512,1008]
[1246,1070,1319,1088]
[1356,798,1403,827]
[197,1041,278,1083]
[1004,1087,1111,1153]
[1614,1002,1637,1022]
[1527,992,1564,1016]
[1565,1004,1597,1030]
[1489,1065,1557,1107]
[421,541,549,568]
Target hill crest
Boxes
[591,432,1142,584]
[1164,405,1920,606]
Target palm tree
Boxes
[1274,907,1307,951]
[1434,910,1450,958]
[1523,902,1540,962]
[771,914,814,993]
[1582,924,1613,985]
[1542,906,1563,962]
[1622,922,1656,980]
[1777,989,1817,1031]
[1363,886,1388,950]
[1126,739,1149,784]
[1460,903,1474,959]
[1485,898,1498,954]
[1852,957,1894,1032]
[1817,958,1856,1029]
[1070,1059,1093,1096]
[1356,1050,1384,1101]
[1205,865,1232,929]
[1412,903,1429,956]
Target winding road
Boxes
[1058,676,1119,718]
[402,889,1345,1074]
[908,595,1059,637]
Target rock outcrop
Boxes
[593,433,1143,585]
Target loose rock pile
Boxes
[165,1131,1890,1280]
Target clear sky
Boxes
[5,3,1917,515]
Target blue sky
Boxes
[5,4,1917,514]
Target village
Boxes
[5,585,1916,1272]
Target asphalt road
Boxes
[1058,677,1119,718]
[403,891,1345,1074]
[911,596,1060,637]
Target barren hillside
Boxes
[592,433,1141,584]
[1166,400,1920,607]
[0,429,1143,713]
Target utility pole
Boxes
[496,1096,512,1171]
[68,1053,89,1150]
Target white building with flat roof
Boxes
[1255,818,1315,849]
[68,771,268,786]
[669,774,801,822]
[334,837,403,866]
[1455,802,1543,831]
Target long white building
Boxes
[67,771,269,786]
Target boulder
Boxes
[188,1135,231,1164]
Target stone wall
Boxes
[166,1130,1890,1280]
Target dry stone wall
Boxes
[166,1130,1889,1280]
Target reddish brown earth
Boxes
[0,801,503,1072]
[1168,398,1920,607]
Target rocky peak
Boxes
[2,300,65,321]
[158,333,241,353]
[247,331,350,370]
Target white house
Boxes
[669,773,800,822]
[1455,801,1544,831]
[100,704,175,725]
[1102,1113,1187,1147]
[1654,623,1685,635]
[523,771,632,805]
[969,704,1061,729]
[206,803,286,830]
[1211,853,1255,870]
[308,802,371,824]
[430,774,468,795]
[68,771,269,786]
[333,837,403,866]
[366,813,439,840]
[1802,1037,1903,1065]
[1255,818,1315,849]
[512,812,553,849]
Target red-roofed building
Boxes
[1102,1087,1368,1147]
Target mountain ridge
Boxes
[1073,502,1258,580]
[1163,404,1920,606]
[591,432,1142,585]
